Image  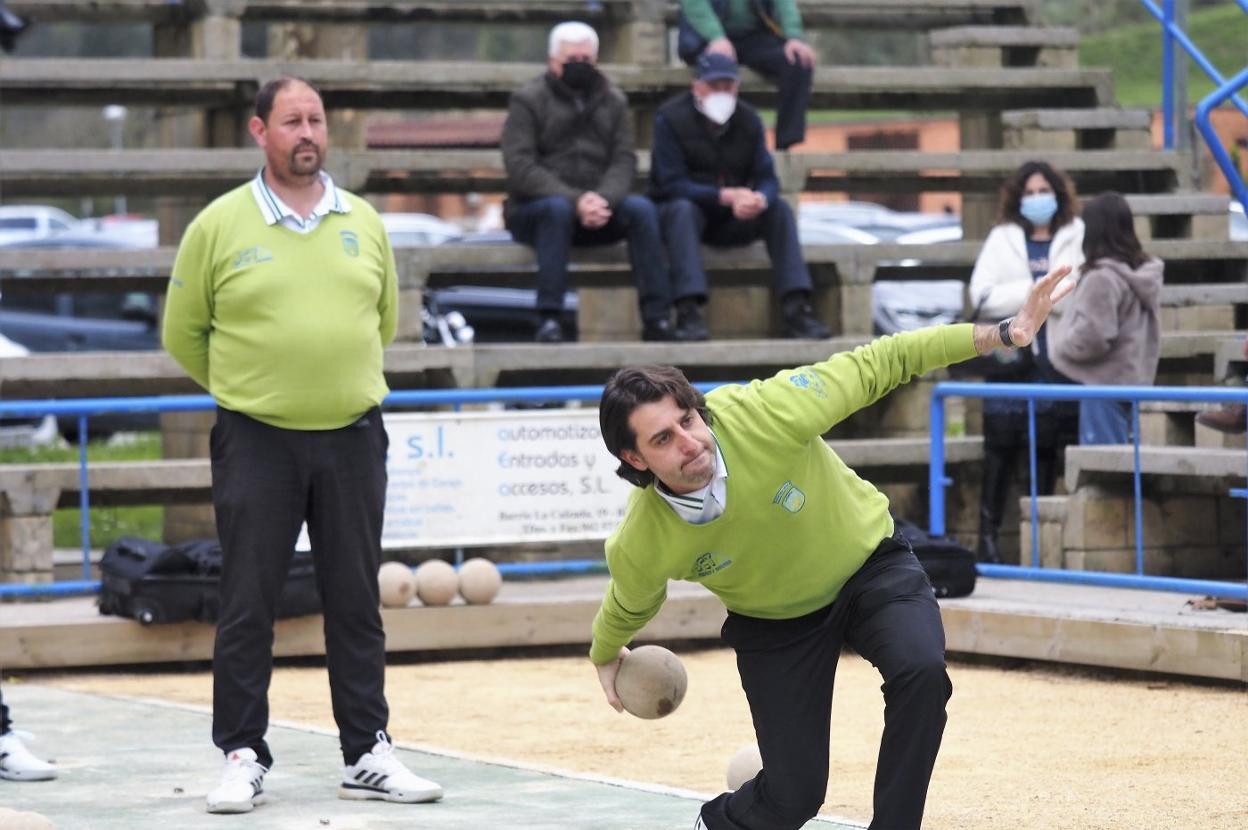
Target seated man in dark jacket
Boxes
[650,53,830,341]
[502,21,675,343]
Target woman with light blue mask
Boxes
[966,161,1084,565]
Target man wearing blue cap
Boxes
[676,0,814,150]
[649,52,829,341]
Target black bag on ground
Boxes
[891,516,977,599]
[99,537,320,625]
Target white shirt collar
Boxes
[250,167,349,232]
[655,432,728,525]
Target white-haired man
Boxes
[502,22,683,343]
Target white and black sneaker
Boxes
[205,747,268,814]
[0,730,57,781]
[339,731,442,803]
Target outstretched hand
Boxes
[1007,264,1075,349]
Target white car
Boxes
[1231,201,1247,242]
[0,204,81,246]
[381,212,464,247]
[0,333,59,448]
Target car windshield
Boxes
[0,218,37,230]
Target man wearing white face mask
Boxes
[650,53,830,341]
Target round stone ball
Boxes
[615,645,688,719]
[414,559,458,606]
[726,743,763,790]
[458,557,502,605]
[377,561,415,608]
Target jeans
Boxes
[1079,399,1131,444]
[505,194,672,323]
[658,198,812,304]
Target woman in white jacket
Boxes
[968,161,1084,565]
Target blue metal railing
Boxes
[0,384,725,599]
[1142,0,1248,215]
[929,382,1248,601]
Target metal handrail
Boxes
[0,384,726,599]
[1139,0,1248,148]
[929,382,1248,601]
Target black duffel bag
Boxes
[99,537,321,625]
[891,516,977,599]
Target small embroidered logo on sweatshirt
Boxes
[231,246,273,269]
[773,481,806,513]
[692,552,733,578]
[340,230,360,257]
[787,372,826,399]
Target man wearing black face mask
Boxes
[502,21,678,343]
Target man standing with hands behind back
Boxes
[163,76,442,815]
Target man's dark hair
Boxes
[1080,192,1149,274]
[255,76,321,123]
[600,365,712,488]
[997,160,1079,234]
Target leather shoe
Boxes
[534,317,564,343]
[642,318,675,342]
[674,304,710,341]
[1196,404,1247,434]
[784,303,831,339]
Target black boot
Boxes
[977,446,1013,564]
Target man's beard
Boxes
[289,143,323,176]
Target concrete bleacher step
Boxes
[930,25,1081,68]
[0,59,1112,113]
[11,0,1037,29]
[1002,107,1153,150]
[0,148,1183,198]
[1065,444,1248,491]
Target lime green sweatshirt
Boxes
[682,0,804,40]
[162,183,398,430]
[589,324,977,664]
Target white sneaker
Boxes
[0,730,57,781]
[339,731,442,803]
[205,747,268,814]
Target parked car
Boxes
[801,201,957,241]
[871,223,966,334]
[0,235,159,437]
[0,332,60,448]
[381,212,464,247]
[0,204,81,246]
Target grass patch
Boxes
[0,433,166,549]
[1080,5,1248,109]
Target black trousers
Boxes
[210,407,390,769]
[701,538,951,830]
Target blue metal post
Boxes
[1131,402,1144,575]
[1195,66,1248,217]
[1161,0,1175,149]
[1026,399,1040,567]
[928,391,947,536]
[78,415,91,580]
[1137,0,1248,118]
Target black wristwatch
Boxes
[998,318,1017,349]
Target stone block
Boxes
[1138,410,1194,447]
[1114,131,1153,151]
[1034,48,1078,69]
[834,283,871,337]
[707,286,771,338]
[932,45,1002,68]
[1171,545,1244,580]
[1191,213,1230,241]
[1130,495,1216,547]
[396,287,426,341]
[1172,306,1235,331]
[1063,547,1136,573]
[1216,496,1248,546]
[578,287,643,342]
[1063,486,1129,549]
[0,515,54,578]
[164,505,218,545]
[877,381,936,433]
[1018,495,1067,569]
[1003,129,1077,152]
[161,410,214,459]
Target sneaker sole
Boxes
[338,783,443,803]
[206,793,266,814]
[0,768,57,781]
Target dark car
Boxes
[0,234,160,436]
